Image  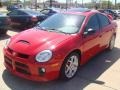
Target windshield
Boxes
[36,13,85,34]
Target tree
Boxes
[101,0,113,9]
[50,0,52,7]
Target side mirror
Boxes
[83,28,96,36]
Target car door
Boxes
[97,13,113,49]
[81,14,101,64]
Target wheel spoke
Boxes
[65,55,79,78]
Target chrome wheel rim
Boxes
[65,55,79,78]
[110,36,115,50]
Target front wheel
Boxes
[108,35,115,50]
[60,52,80,80]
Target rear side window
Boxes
[97,14,110,28]
[86,14,100,31]
[18,11,27,15]
[41,9,50,14]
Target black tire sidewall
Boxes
[108,35,115,50]
[60,52,80,80]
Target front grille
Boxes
[15,62,28,68]
[7,47,13,54]
[7,48,29,59]
[5,56,13,69]
[17,53,29,59]
[4,56,31,75]
[16,67,31,75]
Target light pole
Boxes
[66,0,68,10]
[82,0,83,7]
[35,0,37,10]
[50,0,52,7]
[23,0,25,8]
[115,0,117,9]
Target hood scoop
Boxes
[17,40,30,45]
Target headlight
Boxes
[4,38,11,48]
[35,50,52,62]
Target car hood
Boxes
[9,29,72,55]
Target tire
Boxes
[108,35,115,50]
[0,29,8,34]
[60,52,80,80]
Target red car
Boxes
[3,10,117,81]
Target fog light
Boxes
[39,68,46,76]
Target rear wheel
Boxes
[108,35,115,50]
[60,52,80,80]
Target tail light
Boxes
[31,16,38,22]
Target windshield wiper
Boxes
[35,26,47,31]
[46,28,69,34]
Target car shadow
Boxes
[2,47,120,90]
[0,34,11,40]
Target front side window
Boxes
[36,13,85,34]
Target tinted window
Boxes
[23,10,42,15]
[41,9,50,14]
[18,11,27,15]
[36,13,85,34]
[9,10,19,15]
[97,14,110,28]
[86,14,100,31]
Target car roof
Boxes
[15,9,42,15]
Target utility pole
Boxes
[107,0,109,9]
[50,0,52,7]
[24,0,25,8]
[17,0,19,4]
[35,0,37,10]
[82,0,83,7]
[115,0,117,9]
[66,0,68,10]
[0,0,2,7]
[10,0,12,5]
[43,0,45,9]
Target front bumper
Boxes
[3,48,62,81]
